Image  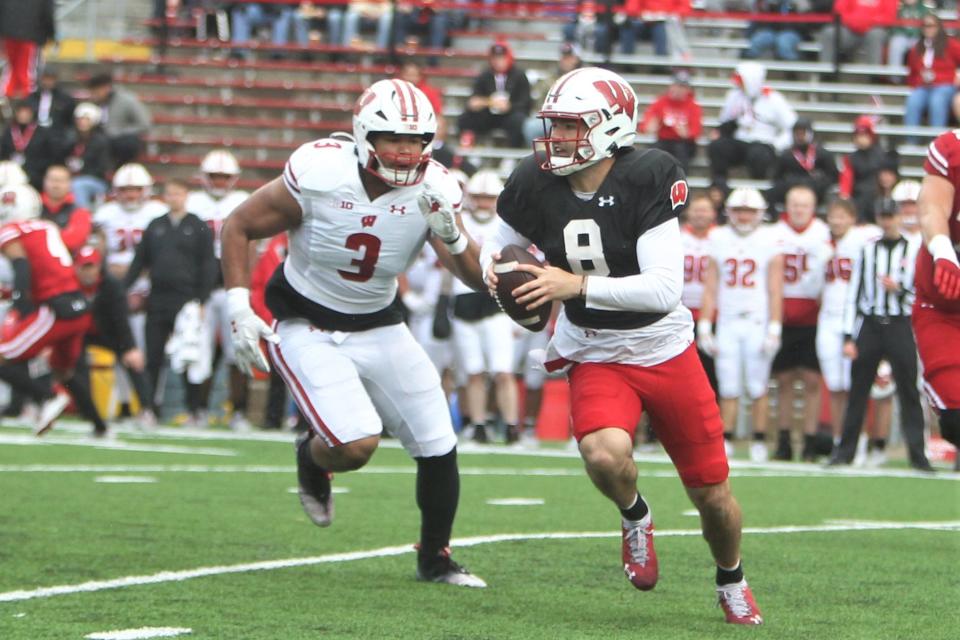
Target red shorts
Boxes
[568,344,728,488]
[913,302,960,410]
[0,306,91,371]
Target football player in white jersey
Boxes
[816,198,880,441]
[221,79,487,587]
[682,193,719,395]
[770,185,832,461]
[698,188,784,464]
[186,149,253,431]
[483,68,763,624]
[892,180,922,244]
[451,169,519,444]
[402,243,455,388]
[93,163,166,419]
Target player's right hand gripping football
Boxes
[226,287,280,376]
[417,185,461,244]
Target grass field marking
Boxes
[486,498,546,506]
[85,627,192,639]
[93,476,158,484]
[2,520,957,604]
[0,434,238,457]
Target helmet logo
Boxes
[593,80,635,119]
[670,180,688,210]
[1,191,15,205]
[354,89,376,115]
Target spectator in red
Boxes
[817,0,896,66]
[0,0,55,99]
[838,116,899,222]
[40,165,92,254]
[398,60,443,116]
[639,70,701,172]
[904,15,960,138]
[250,233,290,430]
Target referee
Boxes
[828,205,934,471]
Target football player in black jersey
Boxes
[481,67,763,625]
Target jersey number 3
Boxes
[563,220,610,276]
[338,233,381,282]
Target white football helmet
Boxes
[725,187,767,235]
[534,67,638,176]
[891,180,921,203]
[112,163,153,211]
[0,184,41,224]
[74,102,103,127]
[0,161,28,188]
[466,169,503,222]
[352,79,437,187]
[200,149,241,197]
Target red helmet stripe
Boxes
[392,79,410,121]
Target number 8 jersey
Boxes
[497,148,685,330]
[268,138,463,329]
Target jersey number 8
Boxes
[563,220,610,276]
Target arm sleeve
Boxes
[104,277,136,354]
[479,218,534,285]
[59,208,92,253]
[10,257,33,314]
[584,218,684,313]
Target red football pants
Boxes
[2,39,38,99]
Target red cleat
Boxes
[717,579,764,625]
[621,515,658,590]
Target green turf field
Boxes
[0,423,957,640]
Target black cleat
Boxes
[416,547,487,588]
[296,432,334,527]
[505,424,520,444]
[472,424,489,444]
[773,435,793,462]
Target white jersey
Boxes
[452,213,499,296]
[186,189,249,260]
[680,225,712,315]
[773,217,831,326]
[281,139,462,315]
[820,225,882,320]
[93,199,167,268]
[709,224,780,323]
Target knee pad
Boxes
[939,409,960,448]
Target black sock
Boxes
[619,493,649,521]
[753,432,766,442]
[716,561,744,586]
[63,375,108,433]
[415,447,460,561]
[0,362,53,403]
[869,438,887,452]
[723,432,734,441]
[803,433,817,450]
[777,429,791,441]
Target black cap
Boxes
[877,202,899,217]
[793,117,813,131]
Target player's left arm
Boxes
[1,239,33,315]
[767,253,784,326]
[427,216,484,292]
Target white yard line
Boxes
[1,520,957,604]
[0,434,237,457]
[85,627,191,639]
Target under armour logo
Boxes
[389,205,407,215]
[340,201,354,210]
[361,215,377,228]
[598,196,615,207]
[584,329,599,338]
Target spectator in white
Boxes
[708,62,796,185]
[770,185,832,461]
[815,198,879,443]
[452,169,519,443]
[891,179,921,243]
[817,0,896,66]
[26,67,76,133]
[698,188,785,462]
[62,102,112,209]
[86,72,152,169]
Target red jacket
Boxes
[639,93,702,141]
[623,0,690,17]
[834,0,896,35]
[250,233,288,325]
[40,192,92,254]
[906,38,960,87]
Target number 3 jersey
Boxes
[269,138,463,331]
[496,147,693,366]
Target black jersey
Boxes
[497,147,688,330]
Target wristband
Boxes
[767,321,783,337]
[696,319,713,336]
[445,233,469,255]
[928,234,960,266]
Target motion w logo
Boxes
[593,80,636,119]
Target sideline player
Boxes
[482,68,763,624]
[681,193,719,398]
[186,150,253,430]
[698,188,784,464]
[914,131,960,469]
[221,79,487,585]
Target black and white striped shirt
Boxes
[843,235,919,337]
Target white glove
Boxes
[227,287,280,376]
[696,320,717,356]
[762,321,782,356]
[417,185,460,244]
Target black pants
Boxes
[145,299,202,416]
[457,109,527,147]
[708,137,776,181]
[835,316,930,467]
[654,139,697,173]
[264,367,288,429]
[109,134,143,168]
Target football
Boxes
[493,244,550,332]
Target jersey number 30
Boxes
[563,220,610,276]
